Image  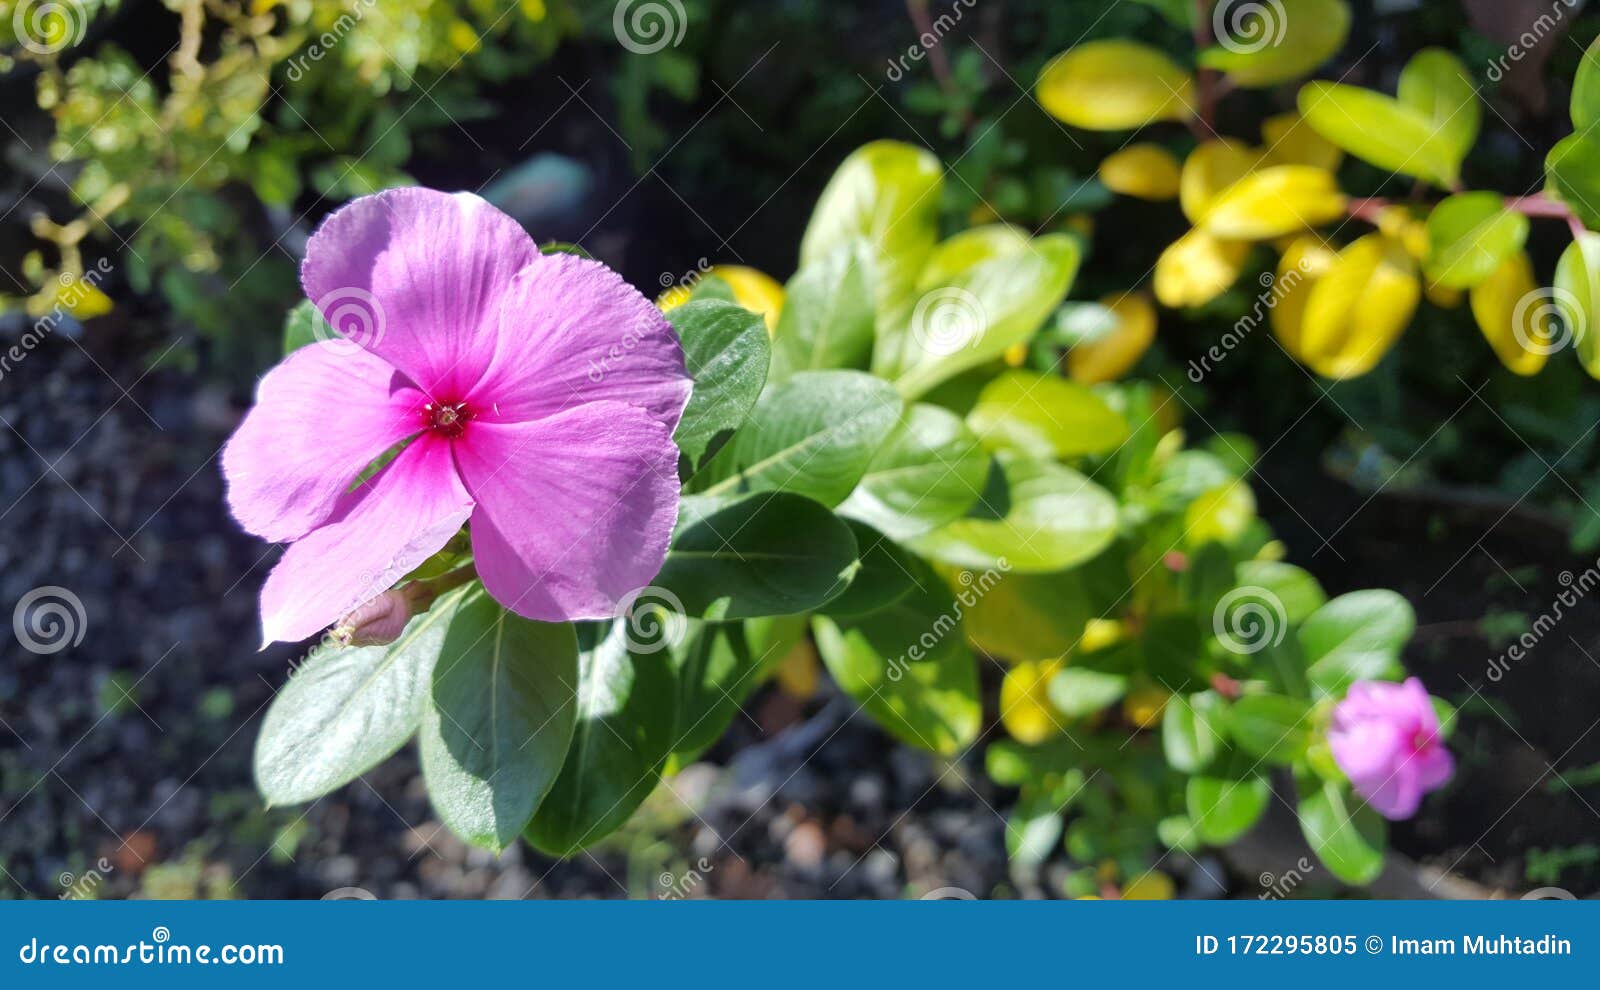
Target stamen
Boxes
[422,401,472,439]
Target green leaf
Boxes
[697,370,903,507]
[1298,776,1386,885]
[819,520,918,618]
[1546,133,1600,230]
[953,565,1092,662]
[1297,81,1462,188]
[1162,690,1227,773]
[1396,47,1480,172]
[910,454,1119,573]
[1423,192,1529,289]
[1235,560,1326,624]
[419,590,579,851]
[1554,232,1600,377]
[769,243,875,383]
[668,299,772,475]
[670,616,805,761]
[1046,668,1128,718]
[966,370,1130,459]
[658,493,858,620]
[523,621,678,857]
[1298,590,1414,697]
[281,299,330,356]
[1572,35,1600,131]
[800,140,942,316]
[254,587,466,805]
[1198,0,1350,88]
[876,228,1081,398]
[1186,768,1269,845]
[1228,694,1313,764]
[838,403,989,541]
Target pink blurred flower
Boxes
[223,189,690,645]
[1328,677,1453,820]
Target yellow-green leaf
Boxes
[1297,81,1463,188]
[1036,40,1196,130]
[1554,232,1600,378]
[1469,250,1552,376]
[1099,143,1182,200]
[1155,228,1249,308]
[1423,192,1529,289]
[1297,234,1420,379]
[1199,164,1346,240]
[1261,111,1342,171]
[1199,0,1350,88]
[1396,47,1479,174]
[966,369,1130,459]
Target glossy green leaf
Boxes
[910,455,1119,573]
[1298,590,1415,697]
[819,519,918,618]
[669,299,772,475]
[1198,0,1349,88]
[1572,35,1600,131]
[1554,232,1600,378]
[1298,776,1386,885]
[1298,81,1462,188]
[524,621,678,857]
[1046,667,1128,718]
[1228,694,1313,764]
[254,587,466,805]
[670,616,805,761]
[769,243,875,383]
[697,370,902,507]
[1546,133,1600,230]
[953,565,1093,662]
[281,299,330,356]
[419,590,579,851]
[1162,690,1227,774]
[656,493,858,620]
[966,370,1130,459]
[838,403,989,541]
[1423,192,1528,289]
[1396,48,1479,172]
[1235,560,1326,624]
[1186,768,1270,845]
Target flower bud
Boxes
[331,589,411,647]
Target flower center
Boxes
[422,401,473,439]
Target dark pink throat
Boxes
[421,401,473,439]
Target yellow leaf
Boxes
[1122,871,1175,900]
[1079,618,1125,654]
[1375,206,1430,263]
[447,19,482,55]
[1037,41,1196,130]
[1003,342,1028,367]
[1297,234,1420,378]
[1185,481,1257,546]
[1000,659,1065,745]
[1269,235,1339,357]
[1199,165,1346,240]
[1122,684,1169,729]
[1261,112,1342,171]
[1469,251,1552,376]
[659,265,785,332]
[1154,229,1249,308]
[1069,291,1157,383]
[60,281,114,321]
[1180,140,1259,224]
[774,639,821,699]
[1099,143,1182,201]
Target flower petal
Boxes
[223,341,423,542]
[466,253,691,430]
[301,188,538,399]
[453,401,680,621]
[258,435,473,646]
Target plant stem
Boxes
[1192,0,1220,130]
[405,563,477,613]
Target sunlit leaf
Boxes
[1036,40,1196,130]
[1469,250,1551,376]
[1099,143,1182,201]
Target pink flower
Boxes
[223,188,690,645]
[1327,677,1453,820]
